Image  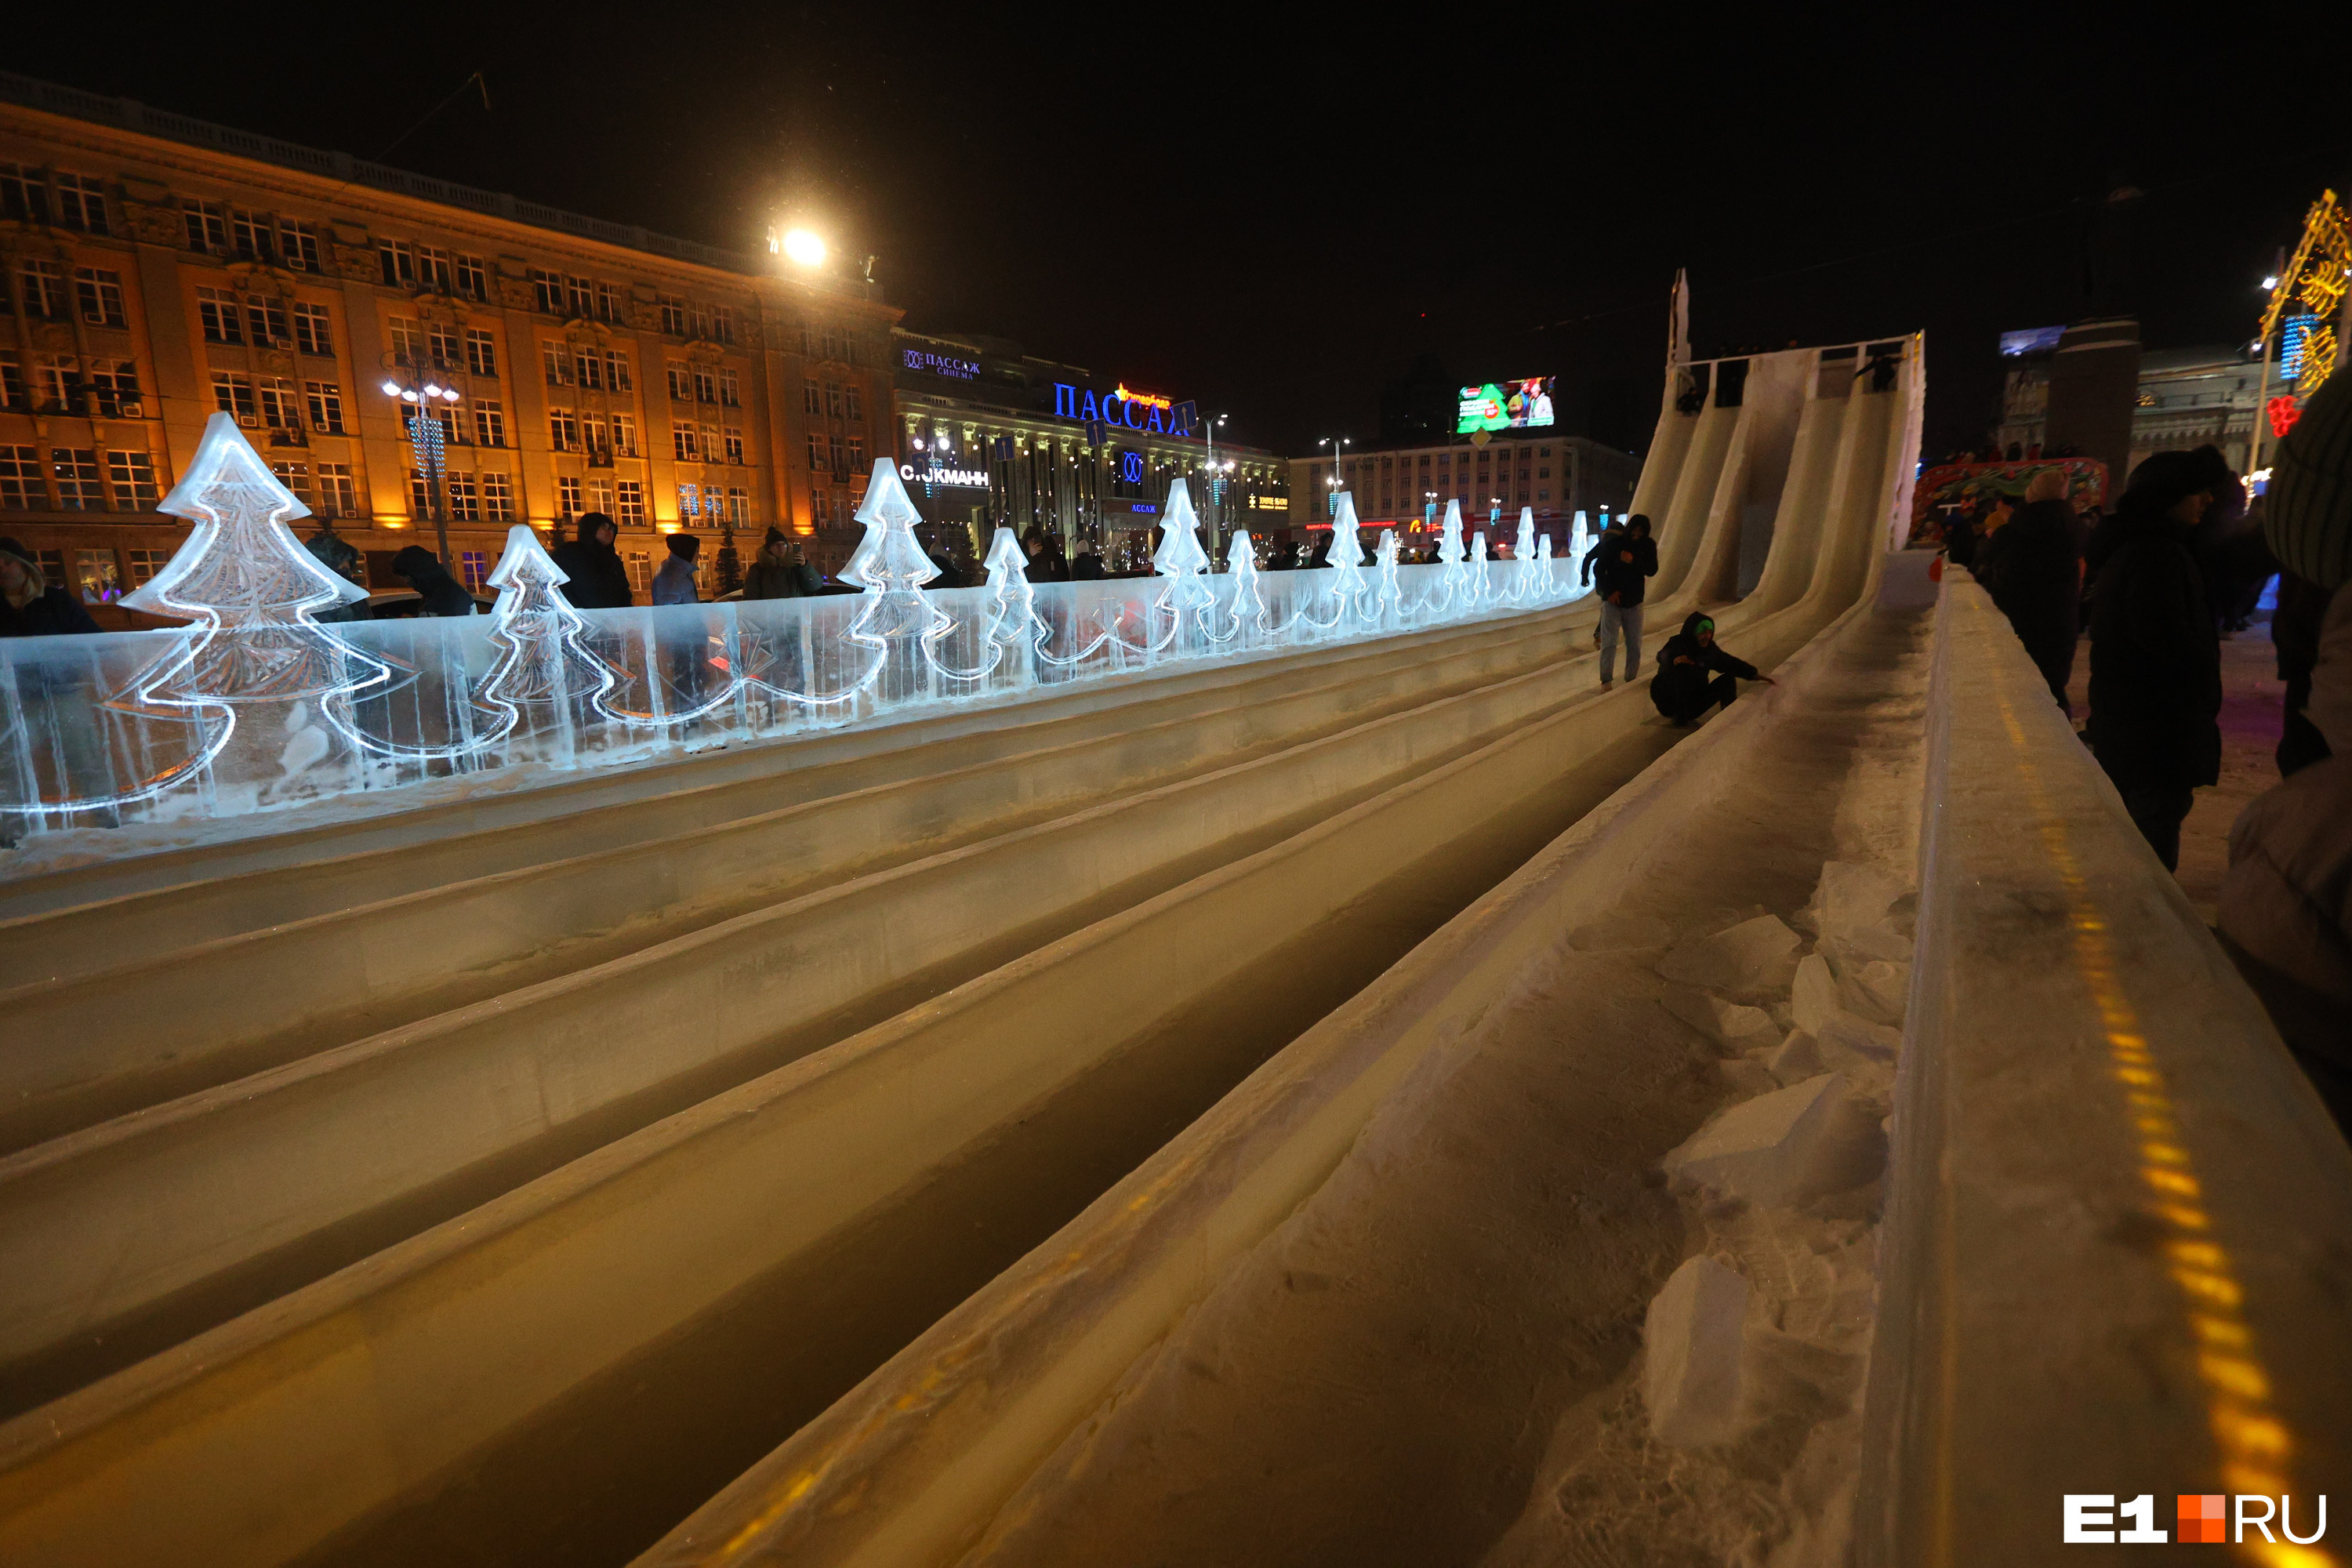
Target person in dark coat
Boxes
[1650,612,1771,724]
[1070,547,1106,581]
[1976,468,2084,711]
[2085,450,2222,872]
[390,545,477,616]
[0,537,102,636]
[549,512,633,610]
[1944,503,1984,572]
[303,527,372,623]
[1584,514,1658,687]
[742,527,820,599]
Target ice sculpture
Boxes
[1535,532,1557,601]
[1306,492,1367,630]
[1372,527,1403,622]
[1211,529,1264,644]
[1570,510,1592,579]
[1469,532,1490,604]
[1513,510,1537,604]
[478,524,619,753]
[1430,499,1468,613]
[1150,480,1214,630]
[978,526,1048,674]
[844,459,946,698]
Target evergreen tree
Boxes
[714,523,743,597]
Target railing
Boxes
[0,536,1592,837]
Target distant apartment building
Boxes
[1994,336,2270,481]
[1286,430,1639,553]
[0,73,898,612]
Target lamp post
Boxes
[1316,435,1352,520]
[379,359,464,571]
[1201,412,1229,561]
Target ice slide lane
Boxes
[0,351,1915,1566]
[628,379,1921,1568]
[0,603,1604,1152]
[0,597,1597,981]
[0,612,1632,1410]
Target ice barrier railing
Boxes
[0,419,1592,834]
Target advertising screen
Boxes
[1457,376,1555,434]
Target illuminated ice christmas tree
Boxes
[1514,509,1537,603]
[1327,492,1368,618]
[1151,480,1214,619]
[977,524,1048,676]
[1470,531,1490,604]
[1535,532,1557,600]
[1218,528,1264,641]
[1373,526,1403,620]
[1434,499,1468,610]
[1570,510,1592,588]
[844,459,946,698]
[478,524,619,739]
[121,412,380,707]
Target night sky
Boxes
[21,5,2352,463]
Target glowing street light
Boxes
[781,227,826,267]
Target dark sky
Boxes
[23,4,2352,461]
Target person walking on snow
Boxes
[1978,466,2085,712]
[1584,513,1657,687]
[1649,612,1773,724]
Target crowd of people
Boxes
[1959,379,2352,1126]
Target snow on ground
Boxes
[957,608,1935,1568]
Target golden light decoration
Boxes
[2259,189,2350,396]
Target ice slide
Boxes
[0,338,1916,1566]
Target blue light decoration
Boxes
[2281,314,2318,383]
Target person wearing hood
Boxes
[1584,514,1657,688]
[1976,467,2084,710]
[2084,449,2222,872]
[0,537,101,636]
[303,528,371,623]
[1649,612,1771,725]
[549,512,633,610]
[390,545,477,617]
[742,527,821,599]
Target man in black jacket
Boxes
[390,546,478,616]
[549,512,633,610]
[1584,514,1658,688]
[0,537,101,637]
[2086,451,2222,872]
[1650,612,1772,724]
[1977,467,2085,711]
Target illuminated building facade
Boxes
[0,74,898,613]
[889,328,1284,572]
[1287,430,1639,554]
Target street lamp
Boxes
[1316,435,1352,520]
[1200,412,1230,560]
[380,360,464,571]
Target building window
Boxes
[810,485,827,524]
[230,208,270,261]
[0,165,50,225]
[659,294,686,335]
[459,550,489,592]
[53,448,105,510]
[74,549,122,603]
[307,380,345,433]
[588,477,613,517]
[829,436,846,474]
[565,349,598,391]
[20,259,65,320]
[807,433,825,470]
[258,378,299,429]
[292,302,333,357]
[625,551,651,593]
[128,546,169,586]
[456,253,488,299]
[474,401,506,448]
[549,408,579,451]
[803,380,821,415]
[558,475,583,519]
[89,361,139,416]
[0,445,38,507]
[278,220,321,272]
[724,427,745,464]
[246,295,289,346]
[597,281,622,322]
[616,480,645,526]
[711,306,735,345]
[848,436,865,471]
[0,351,22,410]
[694,369,717,405]
[824,382,844,418]
[419,247,454,293]
[609,413,637,456]
[183,200,228,252]
[844,385,862,421]
[408,467,430,517]
[446,471,479,521]
[317,463,357,518]
[727,486,749,525]
[379,239,417,289]
[465,328,497,377]
[531,269,562,314]
[69,267,126,329]
[718,368,741,408]
[50,172,109,234]
[481,471,514,522]
[603,350,632,392]
[673,423,699,462]
[666,364,691,403]
[564,276,592,319]
[426,325,461,368]
[270,460,310,505]
[388,317,426,366]
[212,370,256,420]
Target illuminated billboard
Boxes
[1457,376,1555,434]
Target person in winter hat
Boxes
[2084,450,2221,872]
[390,544,477,617]
[651,531,701,605]
[550,511,633,609]
[1648,611,1772,725]
[743,526,821,599]
[0,536,100,637]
